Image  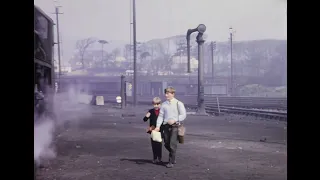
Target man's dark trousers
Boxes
[163,124,179,163]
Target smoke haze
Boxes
[34,84,92,165]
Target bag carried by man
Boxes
[176,101,186,144]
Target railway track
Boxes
[206,106,287,121]
[100,94,287,121]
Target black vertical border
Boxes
[1,0,34,179]
[288,1,317,180]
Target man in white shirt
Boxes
[154,86,187,168]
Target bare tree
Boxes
[111,48,121,58]
[140,51,150,59]
[76,37,96,69]
[158,43,172,70]
[125,44,131,56]
[140,51,151,70]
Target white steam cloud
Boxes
[34,84,92,166]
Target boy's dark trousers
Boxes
[163,124,179,163]
[151,139,162,160]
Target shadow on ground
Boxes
[120,158,153,165]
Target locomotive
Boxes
[34,5,55,179]
[34,5,55,113]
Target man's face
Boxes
[153,102,161,110]
[165,92,174,100]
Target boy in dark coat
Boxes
[143,97,162,164]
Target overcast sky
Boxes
[34,0,287,64]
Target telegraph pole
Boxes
[229,27,234,96]
[210,41,216,81]
[129,0,133,72]
[53,6,63,78]
[132,0,137,106]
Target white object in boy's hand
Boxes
[151,130,162,142]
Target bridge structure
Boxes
[59,74,267,96]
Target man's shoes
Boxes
[173,160,176,164]
[166,163,174,168]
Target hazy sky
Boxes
[34,0,287,64]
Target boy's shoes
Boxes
[152,159,163,164]
[166,163,174,168]
[152,159,159,164]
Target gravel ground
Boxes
[36,107,287,180]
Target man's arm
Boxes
[156,107,165,128]
[178,102,187,122]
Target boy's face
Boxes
[165,92,174,100]
[153,102,161,109]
